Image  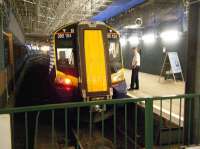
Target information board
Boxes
[168,52,182,74]
[159,52,184,82]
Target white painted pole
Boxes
[0,114,12,149]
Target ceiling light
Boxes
[128,36,140,46]
[160,30,180,43]
[120,37,126,47]
[32,45,38,50]
[142,33,156,44]
[41,46,50,51]
[124,25,141,29]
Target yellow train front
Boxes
[49,21,127,102]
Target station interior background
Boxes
[0,1,190,116]
[106,1,187,96]
[109,1,187,76]
[1,0,200,149]
[0,0,188,104]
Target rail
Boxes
[0,93,200,149]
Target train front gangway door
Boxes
[78,25,112,101]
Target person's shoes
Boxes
[134,87,139,90]
[127,88,134,91]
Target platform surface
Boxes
[125,69,185,125]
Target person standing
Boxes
[128,48,140,90]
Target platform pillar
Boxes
[184,2,200,145]
[0,1,4,70]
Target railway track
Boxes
[73,128,115,149]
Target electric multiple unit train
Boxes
[49,21,127,102]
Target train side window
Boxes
[109,40,122,73]
[109,42,119,59]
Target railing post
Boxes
[145,99,153,149]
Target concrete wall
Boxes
[105,0,186,76]
[121,21,187,77]
[8,11,25,44]
[0,3,25,107]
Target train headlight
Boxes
[56,77,72,86]
[64,78,72,85]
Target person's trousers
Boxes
[130,66,140,89]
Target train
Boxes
[49,21,127,102]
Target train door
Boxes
[78,22,112,100]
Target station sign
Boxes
[56,28,75,39]
[159,52,184,82]
[168,52,182,74]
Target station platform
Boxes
[125,69,185,126]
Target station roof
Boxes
[9,0,145,40]
[10,0,112,35]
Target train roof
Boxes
[52,21,119,35]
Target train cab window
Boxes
[109,40,123,73]
[109,42,119,59]
[57,48,74,68]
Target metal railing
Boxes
[0,93,199,149]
